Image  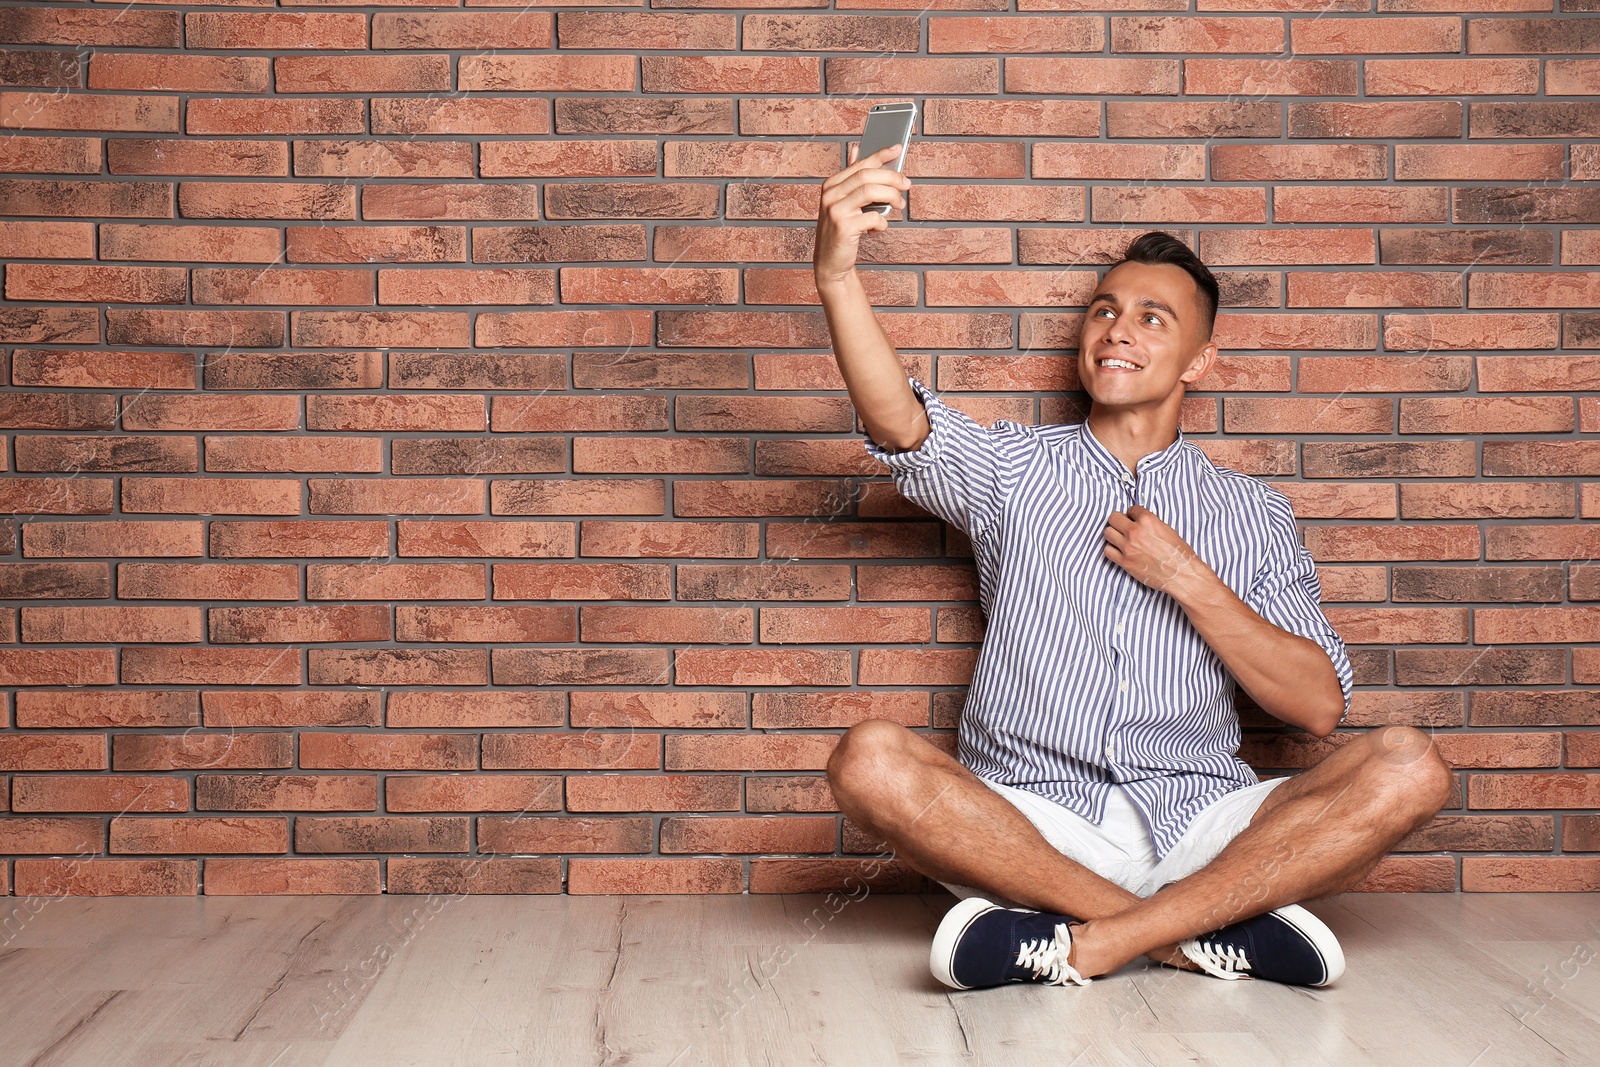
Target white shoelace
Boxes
[1179,937,1254,981]
[1015,923,1091,986]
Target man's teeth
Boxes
[1099,358,1139,370]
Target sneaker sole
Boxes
[929,896,1007,990]
[1270,903,1345,987]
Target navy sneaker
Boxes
[931,897,1092,990]
[1178,903,1345,987]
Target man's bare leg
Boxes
[1064,725,1454,978]
[825,718,1197,968]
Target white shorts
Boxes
[938,775,1290,903]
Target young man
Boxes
[811,144,1453,990]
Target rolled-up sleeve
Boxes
[1244,488,1355,723]
[862,376,1030,542]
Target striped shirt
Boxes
[864,377,1353,860]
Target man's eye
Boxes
[1142,314,1162,325]
[1095,307,1114,317]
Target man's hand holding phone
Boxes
[813,143,911,290]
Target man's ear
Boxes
[1180,340,1217,386]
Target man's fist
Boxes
[1102,505,1213,597]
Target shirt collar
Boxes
[1077,420,1187,482]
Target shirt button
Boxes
[1118,680,1129,693]
[1114,622,1125,636]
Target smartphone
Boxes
[856,101,917,216]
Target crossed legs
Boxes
[826,719,1453,979]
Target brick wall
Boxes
[0,4,1597,898]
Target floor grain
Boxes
[2,892,1595,1066]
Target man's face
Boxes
[1078,260,1216,409]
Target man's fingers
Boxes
[1105,510,1132,532]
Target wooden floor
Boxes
[2,891,1596,1066]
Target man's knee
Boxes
[826,718,915,800]
[1363,725,1453,816]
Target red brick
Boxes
[569,691,745,729]
[580,520,757,558]
[1464,858,1600,893]
[23,521,201,558]
[492,563,671,601]
[0,815,101,854]
[0,649,116,686]
[1394,566,1562,604]
[758,607,931,645]
[306,563,485,601]
[300,733,476,771]
[112,816,287,855]
[1092,186,1266,224]
[1401,396,1574,435]
[386,775,561,813]
[1471,692,1600,728]
[122,477,301,516]
[0,561,111,598]
[1396,144,1564,182]
[1324,607,1467,645]
[482,733,660,771]
[1287,271,1459,309]
[857,565,977,602]
[665,734,837,772]
[308,478,484,516]
[661,815,835,855]
[1487,525,1600,561]
[203,858,378,895]
[203,690,380,729]
[1187,58,1357,96]
[1303,525,1479,562]
[860,649,979,686]
[1268,483,1395,520]
[295,816,467,854]
[206,437,381,475]
[1200,228,1375,265]
[14,690,198,729]
[749,858,924,894]
[1396,649,1565,687]
[102,223,280,264]
[1302,442,1476,478]
[568,858,742,894]
[573,437,748,475]
[196,774,376,811]
[1293,15,1460,53]
[1212,312,1377,350]
[478,816,649,855]
[565,774,741,812]
[1007,56,1177,95]
[0,219,94,256]
[308,648,487,687]
[491,648,669,686]
[491,480,664,517]
[1295,356,1472,393]
[752,692,929,730]
[0,478,114,515]
[1222,397,1392,434]
[578,606,751,644]
[677,564,851,602]
[1211,144,1384,182]
[1485,442,1600,478]
[1367,58,1538,96]
[386,690,565,729]
[371,11,553,50]
[396,518,576,560]
[387,858,560,895]
[1475,608,1600,645]
[674,649,850,687]
[1110,15,1283,52]
[1469,271,1600,308]
[1382,315,1555,351]
[14,859,196,897]
[209,605,392,644]
[1273,187,1452,225]
[6,262,185,303]
[1380,228,1554,266]
[1348,857,1456,893]
[15,434,197,474]
[746,777,838,813]
[22,606,202,643]
[0,734,106,770]
[396,606,575,643]
[457,54,636,93]
[1289,102,1462,139]
[116,562,298,601]
[121,647,301,686]
[1400,483,1572,520]
[90,56,269,95]
[113,733,292,771]
[13,775,187,813]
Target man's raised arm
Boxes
[813,143,928,454]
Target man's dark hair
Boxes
[1114,231,1220,339]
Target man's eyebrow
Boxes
[1087,293,1181,320]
